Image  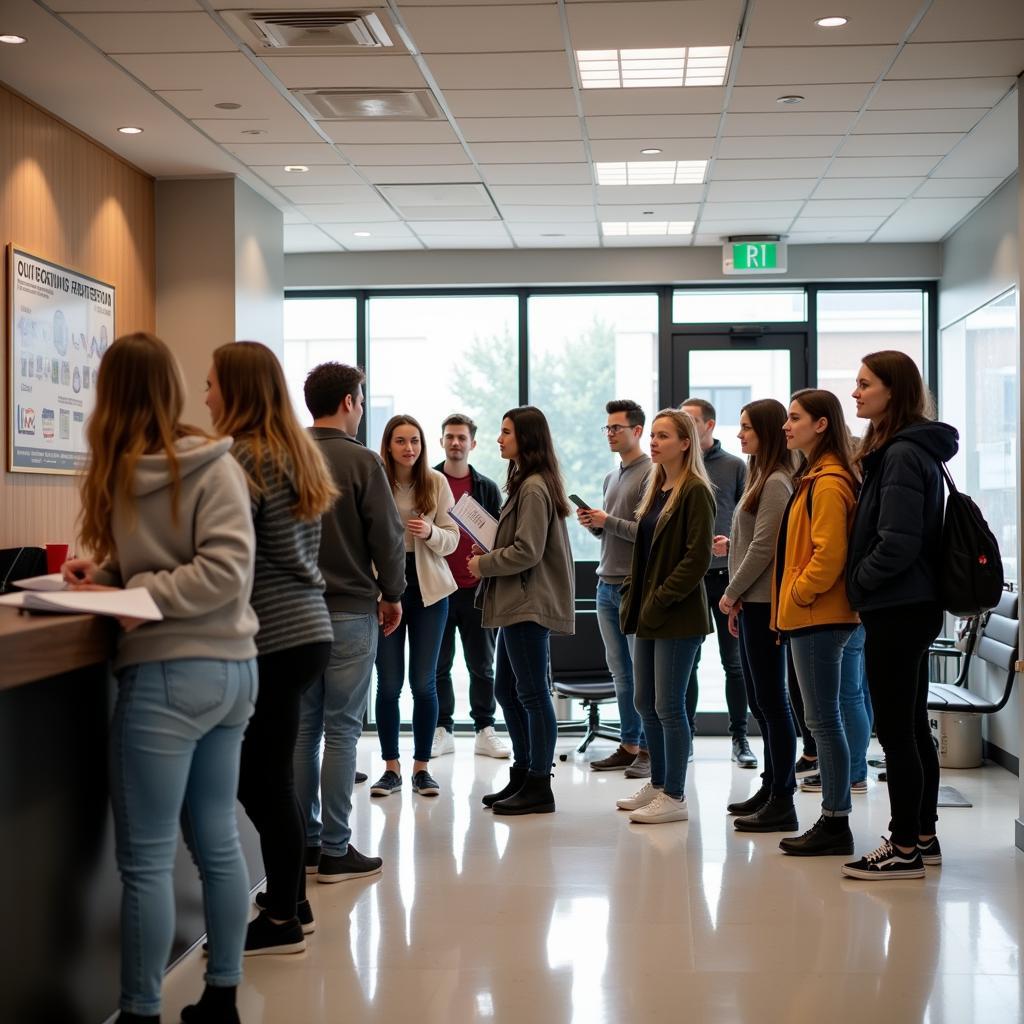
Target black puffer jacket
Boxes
[846,420,959,612]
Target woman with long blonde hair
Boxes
[205,340,337,953]
[616,410,715,824]
[65,332,258,1024]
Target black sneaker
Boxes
[794,756,818,779]
[305,846,321,874]
[799,774,822,793]
[242,910,305,956]
[842,838,926,880]
[731,736,758,769]
[317,844,383,884]
[412,769,440,796]
[917,836,942,865]
[370,770,402,796]
[355,771,368,784]
[779,815,854,857]
[255,892,315,935]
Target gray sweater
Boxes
[95,436,259,672]
[476,474,575,635]
[704,440,747,570]
[725,469,793,604]
[592,454,651,584]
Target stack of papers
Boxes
[449,494,499,552]
[12,573,67,591]
[0,586,163,621]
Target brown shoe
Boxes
[590,745,636,771]
[624,750,651,779]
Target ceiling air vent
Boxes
[224,10,395,50]
[377,184,501,222]
[294,89,442,121]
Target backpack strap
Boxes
[805,478,816,520]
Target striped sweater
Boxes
[233,440,333,656]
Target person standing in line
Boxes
[616,410,715,825]
[430,413,511,760]
[296,363,404,884]
[578,399,652,778]
[717,399,800,833]
[843,351,957,880]
[205,341,338,955]
[774,389,860,858]
[468,406,575,816]
[680,398,756,768]
[372,414,460,798]
[65,333,257,1024]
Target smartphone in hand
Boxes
[568,493,591,511]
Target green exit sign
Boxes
[723,240,788,275]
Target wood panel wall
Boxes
[0,83,155,551]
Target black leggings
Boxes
[238,641,331,919]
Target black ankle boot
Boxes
[779,815,853,856]
[483,766,529,807]
[180,984,240,1024]
[492,772,555,816]
[727,783,770,816]
[734,794,798,833]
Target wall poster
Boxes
[7,246,115,474]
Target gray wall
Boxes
[234,179,284,359]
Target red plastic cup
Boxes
[46,544,69,574]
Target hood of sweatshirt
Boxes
[883,420,960,463]
[800,452,857,489]
[131,435,232,497]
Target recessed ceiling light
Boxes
[540,233,565,237]
[353,231,372,237]
[0,34,27,44]
[575,46,731,89]
[595,160,707,186]
[640,148,663,155]
[117,126,143,135]
[214,101,242,110]
[240,128,267,136]
[602,221,693,236]
[815,16,848,27]
[777,94,805,105]
[283,165,309,173]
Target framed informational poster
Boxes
[7,246,115,474]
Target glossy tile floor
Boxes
[163,736,1024,1024]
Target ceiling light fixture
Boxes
[0,34,27,44]
[596,160,707,186]
[640,148,663,155]
[283,165,309,172]
[117,126,143,135]
[575,46,730,89]
[240,128,267,135]
[214,101,242,110]
[353,231,372,237]
[777,94,805,105]
[540,233,565,237]
[602,221,693,236]
[815,16,848,27]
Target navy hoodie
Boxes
[846,420,959,612]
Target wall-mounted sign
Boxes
[723,240,788,275]
[7,246,115,474]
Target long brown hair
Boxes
[855,350,934,465]
[502,406,571,518]
[636,409,713,521]
[79,332,209,562]
[212,341,338,521]
[740,398,794,513]
[380,414,436,515]
[789,389,857,484]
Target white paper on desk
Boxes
[12,573,67,591]
[449,494,498,553]
[0,587,163,621]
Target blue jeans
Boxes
[375,581,447,763]
[595,581,645,748]
[494,621,557,776]
[632,635,702,800]
[790,629,854,817]
[296,613,378,858]
[841,625,873,786]
[111,658,256,1016]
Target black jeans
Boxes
[787,647,817,759]
[737,602,797,796]
[687,569,749,737]
[861,602,944,848]
[238,640,331,920]
[435,586,497,733]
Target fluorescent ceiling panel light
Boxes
[576,47,730,89]
[595,160,707,185]
[353,231,372,237]
[601,221,693,236]
[284,165,309,172]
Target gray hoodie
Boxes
[95,436,259,671]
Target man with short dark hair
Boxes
[430,413,510,759]
[294,362,406,883]
[680,397,756,768]
[578,399,652,778]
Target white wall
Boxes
[234,179,284,359]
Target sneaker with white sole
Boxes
[917,836,942,865]
[628,792,688,824]
[474,726,511,759]
[842,837,926,880]
[430,727,455,758]
[616,781,662,811]
[851,779,868,795]
[800,774,822,793]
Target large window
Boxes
[528,294,659,562]
[940,289,1018,583]
[283,297,357,425]
[673,288,806,323]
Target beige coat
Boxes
[408,470,461,607]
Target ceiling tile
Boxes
[296,202,399,222]
[736,46,897,86]
[565,0,742,49]
[340,144,470,165]
[252,164,364,187]
[589,139,714,161]
[52,0,199,8]
[489,185,594,205]
[706,179,818,201]
[812,177,925,199]
[585,114,720,139]
[802,198,903,217]
[508,222,599,236]
[282,209,307,224]
[360,165,482,184]
[481,163,592,184]
[787,231,874,243]
[713,158,830,180]
[698,218,793,234]
[221,142,344,165]
[427,52,571,89]
[931,94,1019,178]
[602,235,691,247]
[321,122,460,145]
[445,89,579,117]
[870,77,1016,110]
[192,117,322,145]
[262,56,426,89]
[321,222,418,242]
[888,42,1024,80]
[284,225,342,253]
[717,136,841,158]
[915,177,1007,198]
[793,215,888,231]
[595,203,698,220]
[459,117,582,143]
[401,5,564,52]
[278,185,380,204]
[115,51,265,91]
[702,200,803,219]
[827,156,941,177]
[839,133,962,157]
[408,221,510,236]
[501,206,597,222]
[745,0,923,45]
[911,0,1024,42]
[855,108,986,133]
[596,184,705,204]
[334,237,425,251]
[419,238,514,249]
[468,141,587,163]
[724,111,858,136]
[581,87,726,116]
[872,197,984,240]
[65,11,231,51]
[729,84,872,113]
[158,84,301,122]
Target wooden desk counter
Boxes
[0,605,114,689]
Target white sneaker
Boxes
[616,782,663,811]
[628,793,689,824]
[474,726,511,759]
[430,727,455,758]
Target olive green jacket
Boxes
[619,476,715,640]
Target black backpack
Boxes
[937,462,1004,616]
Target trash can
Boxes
[929,710,983,768]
